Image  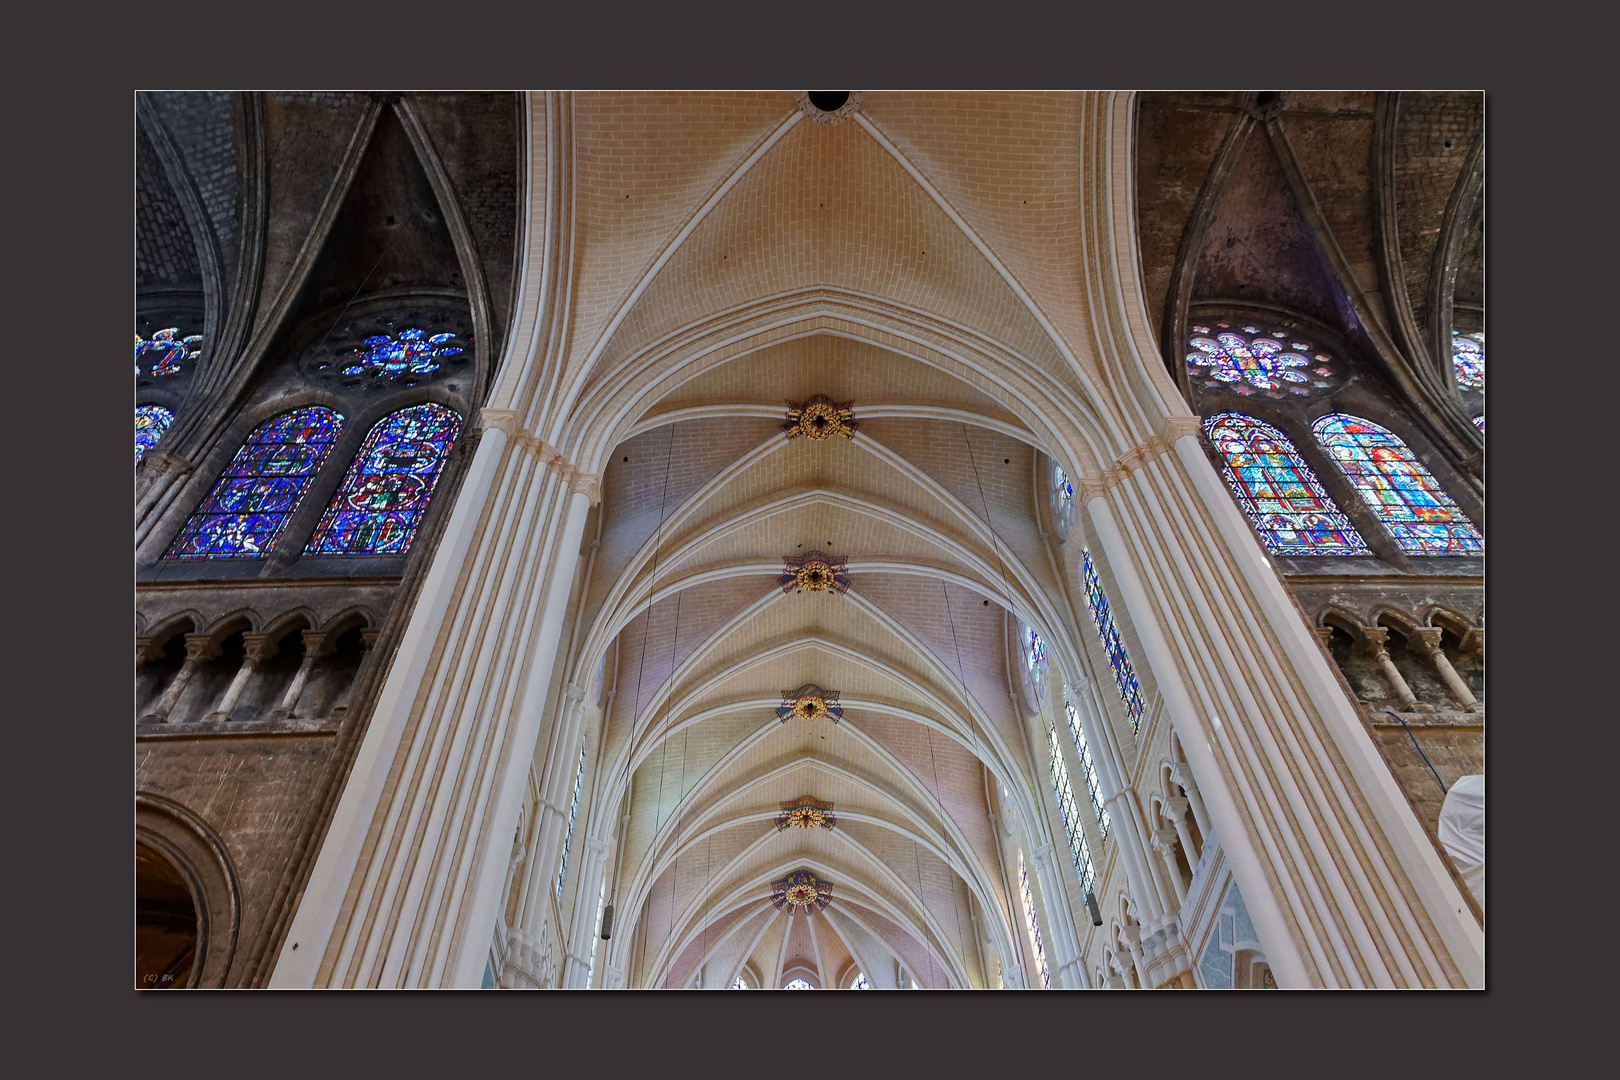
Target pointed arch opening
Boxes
[1311,414,1482,556]
[303,402,461,556]
[165,406,344,559]
[1203,412,1370,556]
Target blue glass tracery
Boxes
[1023,625,1048,705]
[1081,548,1146,735]
[165,407,344,559]
[556,739,587,900]
[1204,413,1370,556]
[1312,414,1483,556]
[338,328,463,381]
[1065,702,1110,840]
[303,403,461,556]
[1048,719,1097,896]
[1018,851,1050,989]
[137,328,201,378]
[136,405,174,463]
[1451,331,1484,391]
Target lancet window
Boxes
[303,403,461,556]
[1047,719,1097,896]
[1022,624,1048,706]
[1050,460,1075,536]
[1064,702,1109,840]
[136,405,174,463]
[785,978,814,990]
[1451,331,1484,392]
[166,407,344,559]
[1018,851,1050,989]
[1203,413,1370,556]
[1081,549,1146,734]
[1311,414,1483,556]
[555,740,588,900]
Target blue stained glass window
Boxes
[556,739,587,900]
[1186,323,1335,399]
[1018,851,1050,989]
[165,407,344,559]
[1051,460,1075,535]
[1047,719,1097,896]
[731,976,747,989]
[303,403,461,556]
[1312,414,1483,556]
[1064,703,1110,840]
[1451,331,1484,391]
[338,328,463,381]
[1081,548,1146,735]
[1023,625,1048,705]
[1473,415,1484,432]
[853,973,869,989]
[136,405,174,463]
[785,979,815,990]
[1203,413,1371,556]
[137,328,202,378]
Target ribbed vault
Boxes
[545,95,1105,988]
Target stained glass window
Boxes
[136,405,174,463]
[1022,625,1048,705]
[1203,413,1370,556]
[337,328,463,381]
[165,407,344,559]
[1018,851,1050,989]
[1051,460,1075,535]
[555,740,587,900]
[1451,331,1484,392]
[137,327,202,378]
[303,403,461,556]
[1065,703,1110,840]
[731,976,747,990]
[785,978,815,990]
[1312,414,1483,556]
[853,973,869,989]
[1047,719,1097,896]
[1081,549,1146,734]
[1473,415,1484,432]
[1186,323,1337,399]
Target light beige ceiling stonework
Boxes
[269,93,1484,989]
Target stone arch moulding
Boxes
[136,792,242,988]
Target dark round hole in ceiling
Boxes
[808,91,850,113]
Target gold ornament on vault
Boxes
[783,395,857,440]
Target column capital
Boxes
[143,448,194,477]
[1159,415,1204,444]
[563,682,588,710]
[568,471,602,506]
[300,629,332,657]
[1405,627,1444,658]
[477,408,519,438]
[360,628,381,651]
[1460,627,1484,659]
[1352,626,1390,661]
[242,632,280,663]
[182,634,222,663]
[1162,795,1190,822]
[1314,625,1335,647]
[136,637,166,665]
[1151,828,1180,858]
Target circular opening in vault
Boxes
[808,92,850,113]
